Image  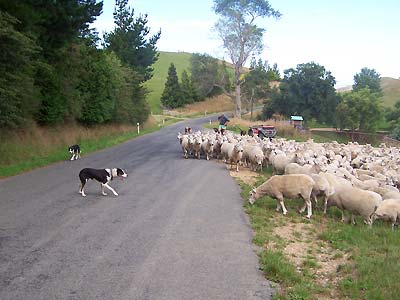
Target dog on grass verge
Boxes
[68,144,81,160]
[78,168,128,197]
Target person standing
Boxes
[217,113,229,134]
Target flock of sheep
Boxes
[177,128,400,229]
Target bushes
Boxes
[0,1,155,133]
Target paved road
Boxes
[0,116,274,300]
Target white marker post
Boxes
[137,122,140,134]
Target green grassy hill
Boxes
[336,77,400,107]
[381,77,400,107]
[145,51,192,114]
[146,52,400,113]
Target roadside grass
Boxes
[240,176,330,300]
[236,166,400,300]
[0,116,180,177]
[208,118,392,145]
[170,94,235,118]
[319,221,400,300]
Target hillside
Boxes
[381,77,400,107]
[145,51,192,114]
[147,52,400,113]
[336,77,400,107]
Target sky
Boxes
[92,0,400,88]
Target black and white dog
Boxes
[78,168,128,197]
[68,144,81,160]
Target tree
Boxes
[0,11,39,129]
[385,100,400,128]
[389,124,400,141]
[213,0,281,118]
[78,50,120,125]
[161,63,183,109]
[103,0,161,123]
[353,67,382,94]
[190,53,219,100]
[242,58,272,120]
[180,70,197,104]
[266,62,338,124]
[335,88,383,132]
[0,1,103,126]
[266,62,281,81]
[104,0,161,81]
[0,0,103,59]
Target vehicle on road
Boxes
[248,125,277,139]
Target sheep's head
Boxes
[248,188,257,205]
[255,154,263,166]
[234,143,244,153]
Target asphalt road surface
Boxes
[0,116,274,300]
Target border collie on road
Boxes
[78,168,128,197]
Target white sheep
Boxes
[284,162,320,175]
[372,199,400,230]
[247,146,264,171]
[227,143,244,172]
[213,137,224,159]
[326,187,382,226]
[318,172,353,214]
[220,141,233,163]
[192,135,202,159]
[382,191,400,200]
[180,135,191,159]
[310,173,334,211]
[201,138,214,160]
[249,174,315,218]
[271,153,297,175]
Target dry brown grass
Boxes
[241,110,262,120]
[172,94,235,116]
[225,117,312,140]
[0,122,139,163]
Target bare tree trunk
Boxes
[235,83,241,118]
[234,64,242,118]
[250,88,254,121]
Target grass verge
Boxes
[235,166,400,300]
[0,116,181,177]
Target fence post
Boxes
[137,122,140,134]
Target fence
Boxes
[310,129,400,147]
[382,135,400,147]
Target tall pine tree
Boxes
[180,70,196,104]
[104,0,160,81]
[161,63,183,109]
